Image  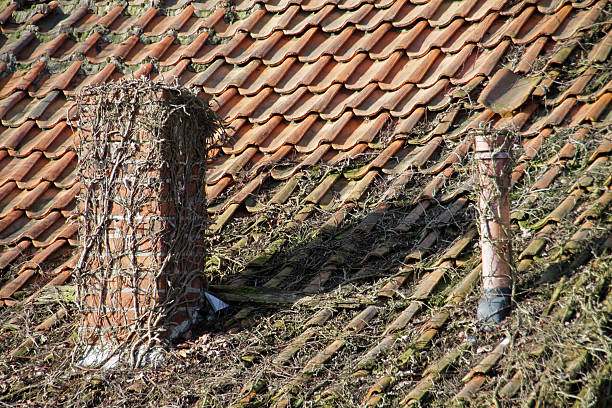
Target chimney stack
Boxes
[74,79,220,367]
[474,133,512,325]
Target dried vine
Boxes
[470,122,516,326]
[71,78,224,367]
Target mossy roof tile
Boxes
[1,0,612,404]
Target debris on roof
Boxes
[0,0,611,406]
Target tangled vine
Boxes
[71,78,224,367]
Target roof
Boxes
[0,0,611,406]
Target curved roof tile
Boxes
[1,4,612,402]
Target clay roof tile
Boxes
[2,2,612,398]
[478,68,541,114]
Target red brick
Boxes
[184,291,202,304]
[110,202,128,216]
[79,329,101,345]
[83,291,157,310]
[189,276,205,290]
[84,309,139,328]
[83,312,100,328]
[88,273,161,293]
[167,309,189,326]
[117,254,160,269]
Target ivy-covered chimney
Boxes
[74,79,221,367]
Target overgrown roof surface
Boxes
[1,0,611,406]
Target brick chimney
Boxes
[74,80,219,367]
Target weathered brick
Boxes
[77,83,209,353]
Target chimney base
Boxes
[477,287,512,328]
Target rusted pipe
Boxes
[475,134,512,326]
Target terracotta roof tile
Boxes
[231,31,287,65]
[239,57,291,94]
[393,78,450,116]
[0,61,44,99]
[258,113,315,153]
[0,31,35,56]
[2,0,612,402]
[0,210,63,245]
[125,34,176,65]
[97,5,124,27]
[85,36,138,64]
[16,33,66,64]
[418,45,473,88]
[0,2,17,25]
[2,97,34,127]
[345,51,394,90]
[209,175,269,216]
[0,183,22,218]
[271,143,331,180]
[417,20,466,57]
[143,5,193,36]
[524,97,577,135]
[205,176,232,203]
[323,2,374,32]
[516,36,549,73]
[274,55,325,93]
[32,91,64,123]
[478,68,541,113]
[53,33,97,61]
[13,151,76,190]
[350,84,402,116]
[589,27,612,61]
[34,97,76,129]
[206,146,259,185]
[0,209,64,246]
[583,91,612,122]
[311,53,362,91]
[53,5,88,31]
[267,4,318,35]
[452,40,510,85]
[0,180,47,216]
[0,120,35,151]
[160,31,208,66]
[13,122,70,159]
[318,83,372,119]
[0,151,43,186]
[249,7,298,38]
[0,239,30,270]
[192,59,248,93]
[153,58,191,83]
[224,115,283,155]
[296,26,351,63]
[26,183,80,219]
[520,4,573,44]
[482,6,533,47]
[64,63,116,98]
[581,75,612,103]
[391,0,439,27]
[67,11,100,33]
[553,0,606,40]
[107,7,155,34]
[192,0,218,13]
[432,0,479,25]
[441,12,495,52]
[333,112,389,149]
[248,145,294,177]
[32,61,81,98]
[31,215,77,248]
